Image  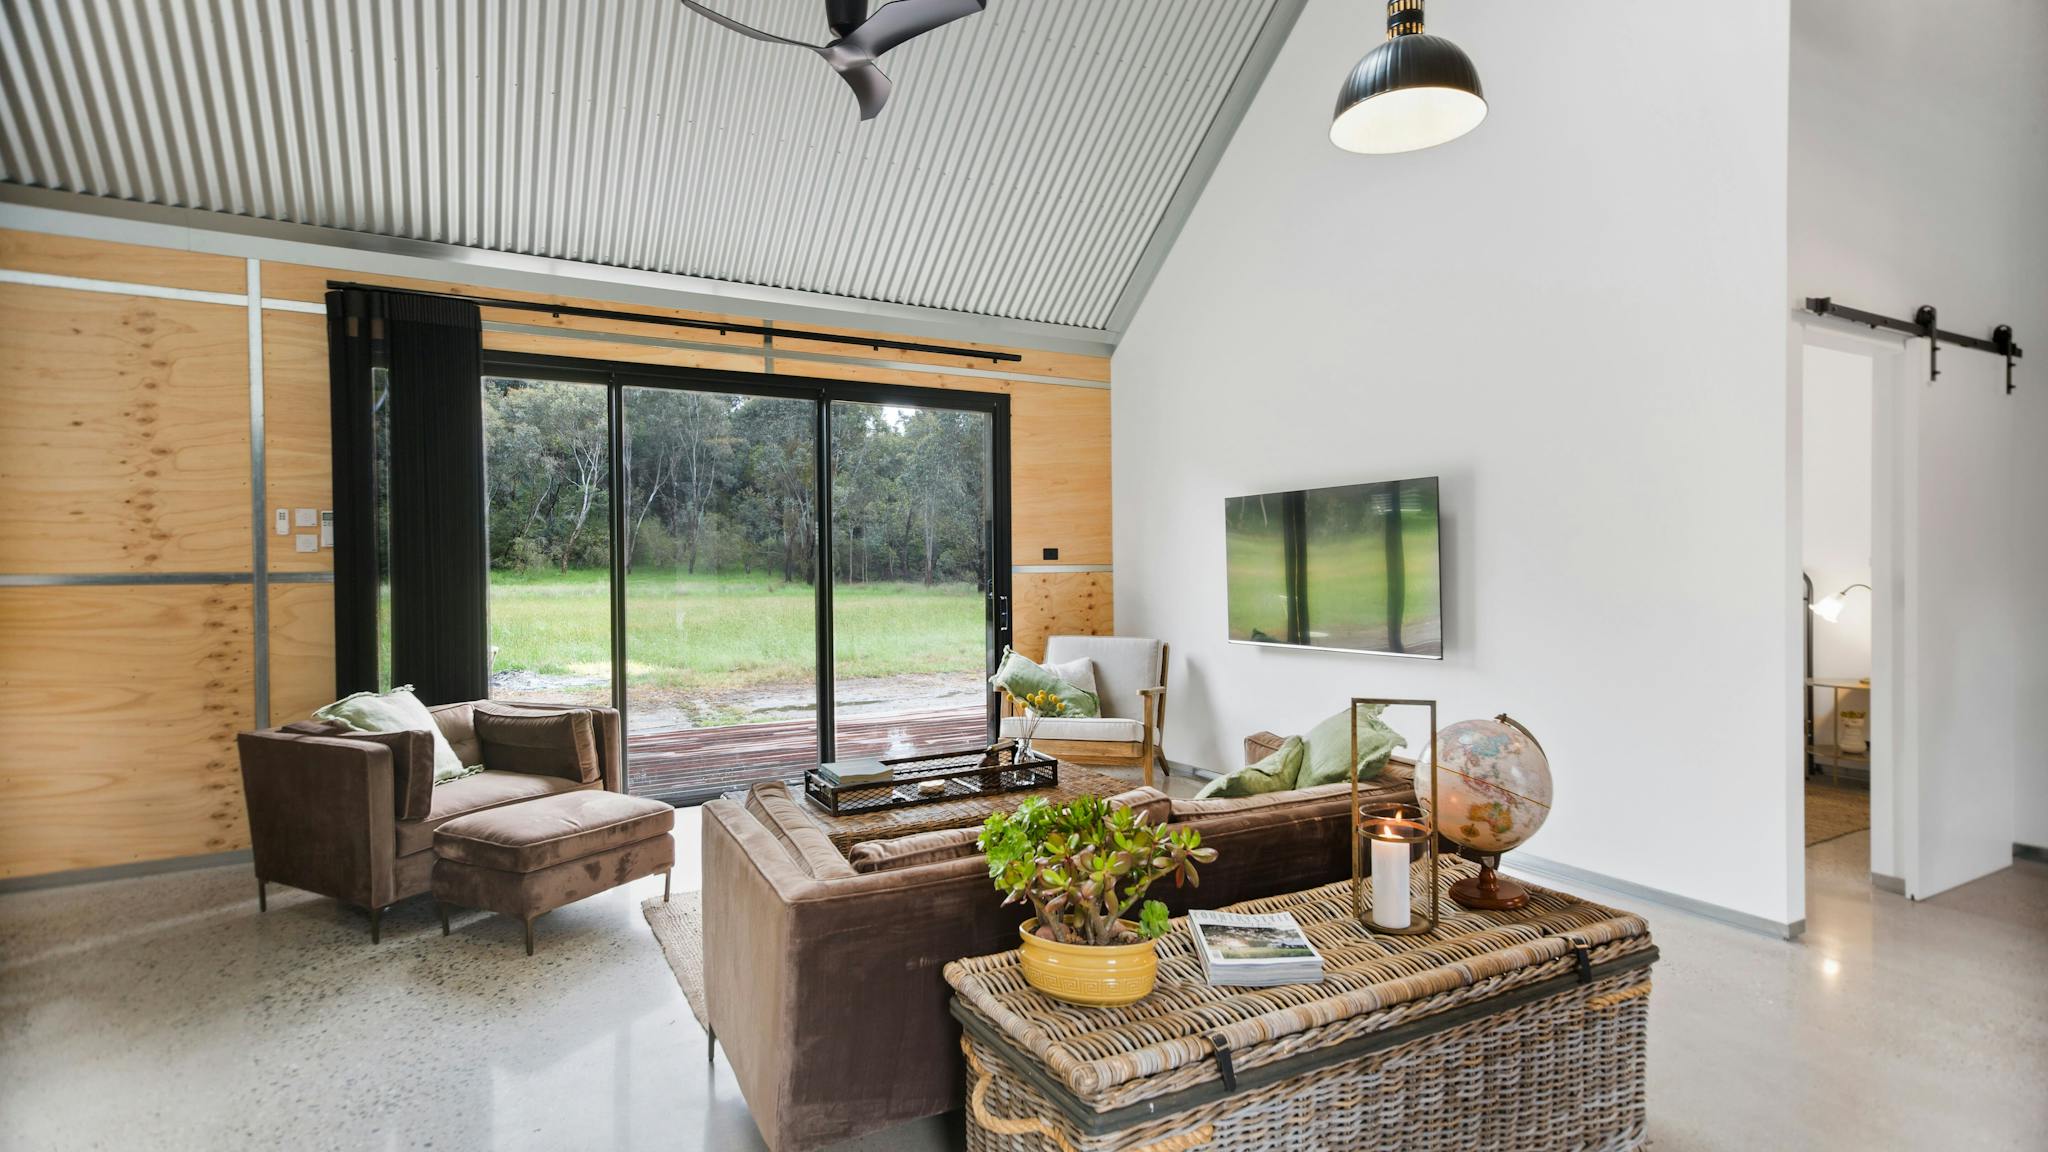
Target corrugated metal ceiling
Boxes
[0,0,1283,332]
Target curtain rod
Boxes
[327,281,1023,364]
[1804,297,2022,393]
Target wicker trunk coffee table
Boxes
[946,857,1656,1152]
[804,763,1137,855]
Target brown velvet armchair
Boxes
[236,700,623,941]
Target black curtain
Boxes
[326,290,382,696]
[327,289,488,705]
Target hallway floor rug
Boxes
[1806,779,1870,846]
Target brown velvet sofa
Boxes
[237,700,623,941]
[702,754,1417,1152]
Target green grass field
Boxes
[486,568,984,694]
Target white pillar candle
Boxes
[1371,831,1411,930]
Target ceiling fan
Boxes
[678,0,988,121]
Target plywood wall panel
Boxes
[1011,572,1113,661]
[1011,385,1112,565]
[260,310,334,570]
[0,284,251,573]
[0,229,247,294]
[268,583,336,724]
[0,586,254,879]
[260,310,334,572]
[482,329,767,374]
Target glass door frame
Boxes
[481,349,1013,803]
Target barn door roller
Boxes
[1804,297,2022,394]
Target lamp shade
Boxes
[1330,30,1486,154]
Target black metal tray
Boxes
[804,744,1060,815]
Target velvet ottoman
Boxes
[433,790,675,954]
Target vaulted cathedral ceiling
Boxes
[0,0,1293,337]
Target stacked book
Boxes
[1188,909,1325,987]
[815,758,894,787]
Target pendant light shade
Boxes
[1331,1,1486,154]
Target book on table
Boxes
[1188,909,1324,987]
[816,758,893,786]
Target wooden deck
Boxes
[627,707,992,800]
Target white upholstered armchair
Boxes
[999,635,1169,787]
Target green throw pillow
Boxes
[1297,704,1407,788]
[1194,735,1305,799]
[988,649,1100,718]
[316,685,478,784]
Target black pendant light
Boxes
[1330,0,1486,154]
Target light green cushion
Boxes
[988,649,1100,718]
[315,686,477,784]
[1195,735,1305,799]
[1298,704,1407,788]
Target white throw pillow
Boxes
[1048,657,1098,700]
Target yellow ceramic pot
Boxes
[1017,919,1159,1007]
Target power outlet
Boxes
[1042,547,1059,561]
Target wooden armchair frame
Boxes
[1001,642,1170,788]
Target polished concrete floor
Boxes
[3,799,2043,1151]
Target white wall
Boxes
[1790,0,2048,881]
[1801,343,1873,735]
[1113,1,1796,925]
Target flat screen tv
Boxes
[1225,476,1442,659]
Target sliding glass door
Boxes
[477,354,1008,803]
[829,401,995,760]
[481,375,613,710]
[621,384,821,797]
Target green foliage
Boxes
[481,379,992,587]
[978,795,1218,947]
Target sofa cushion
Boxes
[1170,780,1356,822]
[1298,704,1406,788]
[472,703,600,783]
[1042,636,1162,723]
[317,686,477,783]
[999,716,1144,743]
[1047,656,1098,700]
[432,701,483,769]
[434,790,674,873]
[1105,785,1174,825]
[745,782,857,880]
[989,649,1100,717]
[397,770,590,855]
[1194,735,1304,799]
[848,825,986,874]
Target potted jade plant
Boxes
[978,794,1217,1006]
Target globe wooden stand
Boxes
[1450,853,1530,911]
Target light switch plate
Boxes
[275,509,291,536]
[295,533,318,553]
[295,508,318,527]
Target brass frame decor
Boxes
[1350,697,1439,935]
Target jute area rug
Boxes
[1806,778,1870,846]
[643,891,710,1030]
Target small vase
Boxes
[1016,919,1159,1007]
[1016,706,1040,760]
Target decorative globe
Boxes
[1417,717,1552,856]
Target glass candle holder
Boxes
[1348,697,1440,936]
[1359,804,1432,931]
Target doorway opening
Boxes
[1801,343,1874,863]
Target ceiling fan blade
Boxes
[836,59,894,121]
[843,0,986,58]
[676,0,818,48]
